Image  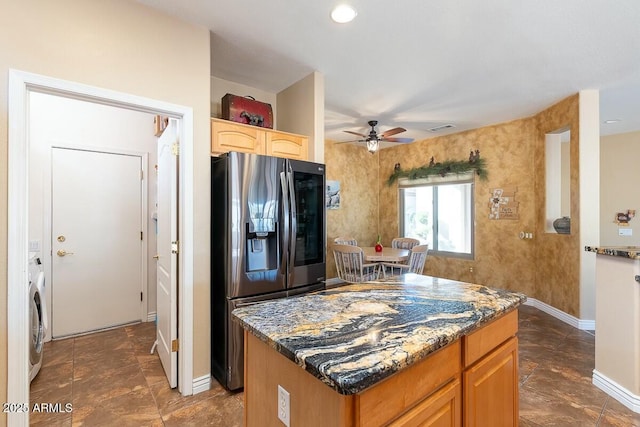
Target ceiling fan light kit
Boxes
[366,138,379,153]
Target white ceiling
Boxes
[139,0,640,143]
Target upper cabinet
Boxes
[211,118,265,155]
[211,118,308,160]
[265,130,308,160]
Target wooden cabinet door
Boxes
[265,130,308,160]
[389,378,461,427]
[462,337,518,427]
[211,119,265,155]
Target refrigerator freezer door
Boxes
[223,152,288,298]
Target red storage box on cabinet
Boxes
[221,93,273,128]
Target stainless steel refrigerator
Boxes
[210,151,326,390]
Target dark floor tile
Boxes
[598,396,640,426]
[138,353,168,386]
[41,338,74,369]
[73,346,139,378]
[29,411,72,427]
[161,393,244,427]
[72,363,148,408]
[125,322,158,356]
[149,375,230,417]
[73,327,133,355]
[519,383,602,426]
[71,386,163,427]
[519,358,539,385]
[30,360,73,395]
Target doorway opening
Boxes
[7,69,195,424]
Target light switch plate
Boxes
[619,228,633,236]
[29,240,40,252]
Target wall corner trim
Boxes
[193,374,212,395]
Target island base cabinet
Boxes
[244,332,461,427]
[244,332,354,427]
[462,336,519,427]
[388,378,461,427]
[243,309,519,427]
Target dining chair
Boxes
[380,245,429,278]
[391,237,421,250]
[333,244,380,283]
[334,236,358,246]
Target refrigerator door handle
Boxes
[287,162,297,274]
[280,170,290,275]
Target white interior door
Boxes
[156,119,178,388]
[51,147,143,337]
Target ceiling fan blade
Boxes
[334,139,364,145]
[383,137,414,143]
[380,127,406,138]
[344,130,368,138]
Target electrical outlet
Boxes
[277,385,290,427]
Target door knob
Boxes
[153,254,160,259]
[56,249,74,257]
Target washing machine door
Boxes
[29,286,44,378]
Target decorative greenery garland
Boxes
[387,154,488,186]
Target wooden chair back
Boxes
[334,237,358,246]
[406,245,429,274]
[391,237,421,250]
[332,244,379,283]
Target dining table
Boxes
[361,246,410,263]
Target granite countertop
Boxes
[585,246,640,259]
[232,273,527,395]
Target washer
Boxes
[28,253,47,382]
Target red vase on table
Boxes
[375,235,383,252]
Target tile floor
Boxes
[30,305,640,426]
[29,321,243,426]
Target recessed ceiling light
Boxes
[331,5,357,23]
[604,119,621,124]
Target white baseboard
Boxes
[192,374,211,395]
[524,298,595,330]
[593,369,640,414]
[147,311,157,323]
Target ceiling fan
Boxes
[340,120,414,153]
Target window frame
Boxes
[398,174,475,260]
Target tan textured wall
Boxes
[325,141,380,279]
[378,119,538,295]
[600,130,640,246]
[0,0,211,415]
[533,95,581,317]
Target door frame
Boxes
[49,146,149,336]
[7,69,195,421]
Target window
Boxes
[399,176,474,258]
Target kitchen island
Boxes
[233,274,527,426]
